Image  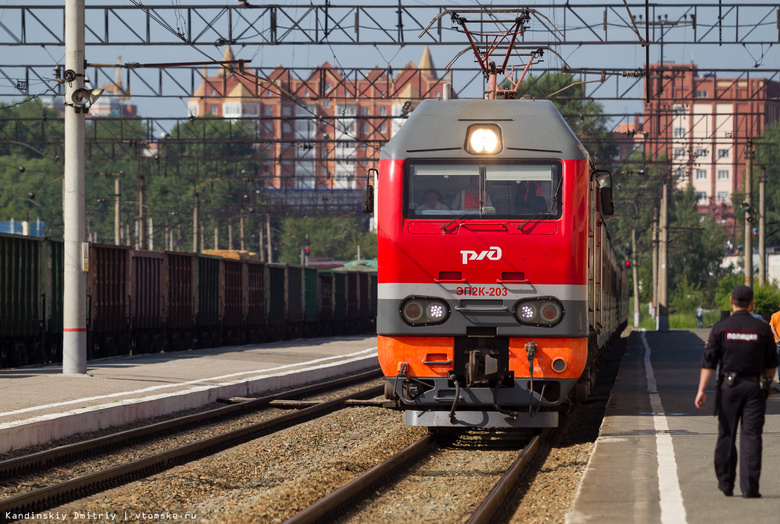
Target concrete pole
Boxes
[759,166,766,286]
[193,192,200,253]
[114,177,120,245]
[744,141,753,287]
[240,216,245,251]
[266,213,272,262]
[147,216,153,250]
[632,212,640,327]
[63,0,87,374]
[657,181,669,332]
[651,203,659,322]
[258,220,265,262]
[138,173,145,249]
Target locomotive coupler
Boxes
[466,349,502,387]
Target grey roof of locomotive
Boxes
[381,98,589,161]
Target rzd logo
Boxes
[460,246,502,264]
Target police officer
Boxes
[694,285,778,498]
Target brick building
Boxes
[187,46,444,191]
[640,63,780,236]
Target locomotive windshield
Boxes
[404,161,562,220]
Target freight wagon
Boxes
[0,234,376,368]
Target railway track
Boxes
[285,425,556,524]
[0,370,383,518]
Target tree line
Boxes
[0,98,376,263]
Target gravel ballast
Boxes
[31,333,627,523]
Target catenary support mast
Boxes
[62,0,87,374]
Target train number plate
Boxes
[454,286,508,297]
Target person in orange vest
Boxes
[515,180,547,214]
[768,302,780,384]
[452,177,492,209]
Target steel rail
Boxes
[466,427,555,524]
[285,425,554,524]
[1,384,384,516]
[0,367,381,479]
[285,433,437,524]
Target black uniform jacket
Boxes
[703,310,779,374]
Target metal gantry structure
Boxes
[1,3,779,47]
[6,3,780,154]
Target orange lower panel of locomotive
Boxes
[377,335,590,427]
[377,335,588,380]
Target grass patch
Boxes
[631,297,725,330]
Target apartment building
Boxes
[641,63,780,233]
[187,46,444,191]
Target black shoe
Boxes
[742,492,761,499]
[720,487,733,497]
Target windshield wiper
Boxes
[517,177,563,232]
[440,199,488,231]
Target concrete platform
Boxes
[0,336,379,453]
[568,329,780,523]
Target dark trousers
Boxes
[715,380,766,494]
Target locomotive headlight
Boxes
[470,129,498,152]
[427,302,446,319]
[465,124,502,155]
[513,297,564,327]
[401,297,450,326]
[520,303,536,321]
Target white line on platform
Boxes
[642,330,687,524]
[0,347,378,420]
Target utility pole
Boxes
[193,192,200,253]
[631,203,640,327]
[657,179,669,332]
[214,220,219,249]
[651,202,659,322]
[147,216,153,250]
[240,216,245,251]
[759,166,766,286]
[744,140,754,287]
[138,172,145,250]
[258,219,265,262]
[266,213,272,262]
[63,0,87,374]
[240,196,247,251]
[114,176,121,245]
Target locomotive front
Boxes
[374,98,601,428]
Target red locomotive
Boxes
[364,98,628,427]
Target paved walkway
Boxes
[568,329,780,523]
[0,336,378,453]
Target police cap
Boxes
[731,284,754,302]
